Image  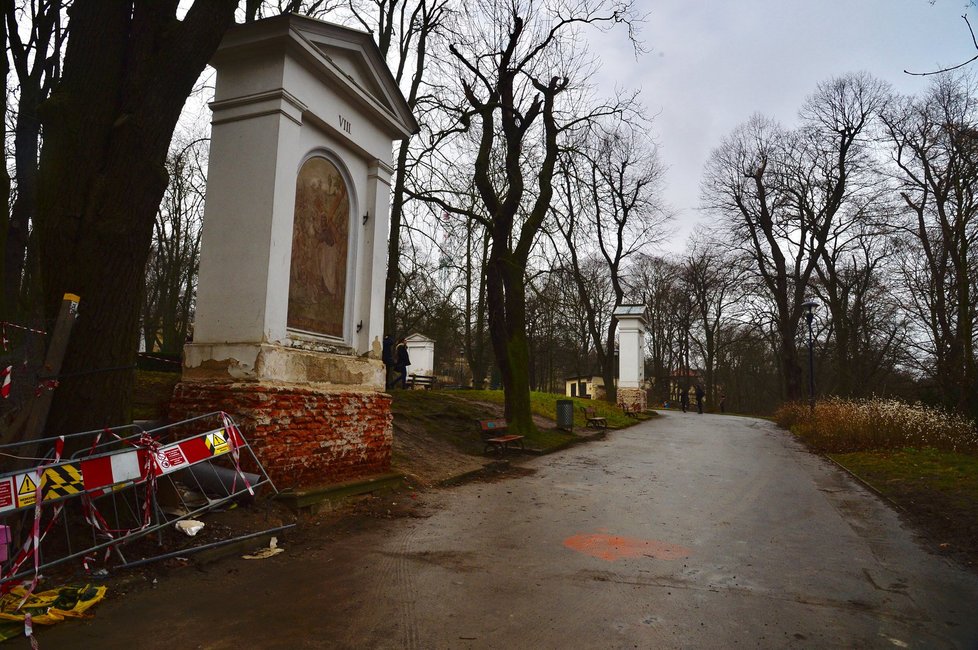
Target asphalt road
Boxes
[40,411,978,649]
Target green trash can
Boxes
[556,400,574,431]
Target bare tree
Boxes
[811,223,907,397]
[634,253,687,403]
[702,115,808,401]
[713,319,782,414]
[682,241,749,405]
[337,0,453,334]
[427,0,638,433]
[0,4,9,305]
[905,10,978,77]
[881,74,978,419]
[3,0,66,316]
[460,208,491,388]
[554,117,666,403]
[35,1,238,435]
[702,73,888,402]
[142,133,208,354]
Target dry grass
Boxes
[775,397,978,454]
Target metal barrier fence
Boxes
[0,412,276,591]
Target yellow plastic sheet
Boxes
[0,584,106,638]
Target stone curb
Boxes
[276,472,405,511]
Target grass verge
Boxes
[459,389,643,430]
[392,389,580,452]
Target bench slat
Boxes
[407,374,435,389]
[487,434,523,443]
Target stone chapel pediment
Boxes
[286,14,417,137]
[309,42,390,110]
[212,13,418,141]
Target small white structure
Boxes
[404,333,435,377]
[614,304,648,412]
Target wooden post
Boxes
[16,293,81,459]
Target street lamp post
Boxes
[801,298,818,412]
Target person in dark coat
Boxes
[679,387,689,413]
[695,384,705,414]
[391,338,410,389]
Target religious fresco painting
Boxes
[288,157,349,337]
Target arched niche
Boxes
[287,155,356,340]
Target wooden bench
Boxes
[583,407,607,429]
[407,374,435,390]
[622,404,640,417]
[477,419,525,455]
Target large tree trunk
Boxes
[384,139,411,335]
[486,248,534,434]
[35,1,237,435]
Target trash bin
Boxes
[556,399,574,431]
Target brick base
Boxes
[169,382,392,490]
[617,387,647,413]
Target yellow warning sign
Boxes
[16,474,37,508]
[41,464,84,500]
[205,430,229,456]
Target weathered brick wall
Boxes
[169,382,392,490]
[617,387,647,413]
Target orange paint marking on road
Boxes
[563,532,691,562]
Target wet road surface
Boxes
[40,411,978,648]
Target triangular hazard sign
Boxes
[19,474,36,495]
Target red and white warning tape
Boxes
[0,366,11,399]
[0,322,47,336]
[0,437,65,647]
[221,412,254,497]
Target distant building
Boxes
[669,369,702,403]
[564,375,606,400]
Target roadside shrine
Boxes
[171,14,418,491]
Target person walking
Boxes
[391,338,411,389]
[382,334,395,388]
[679,387,689,413]
[694,384,705,414]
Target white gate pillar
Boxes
[614,304,648,412]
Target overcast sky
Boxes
[590,0,974,248]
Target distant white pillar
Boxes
[404,333,435,377]
[614,305,648,412]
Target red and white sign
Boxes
[80,450,143,492]
[0,478,14,511]
[0,423,250,513]
[153,445,189,475]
